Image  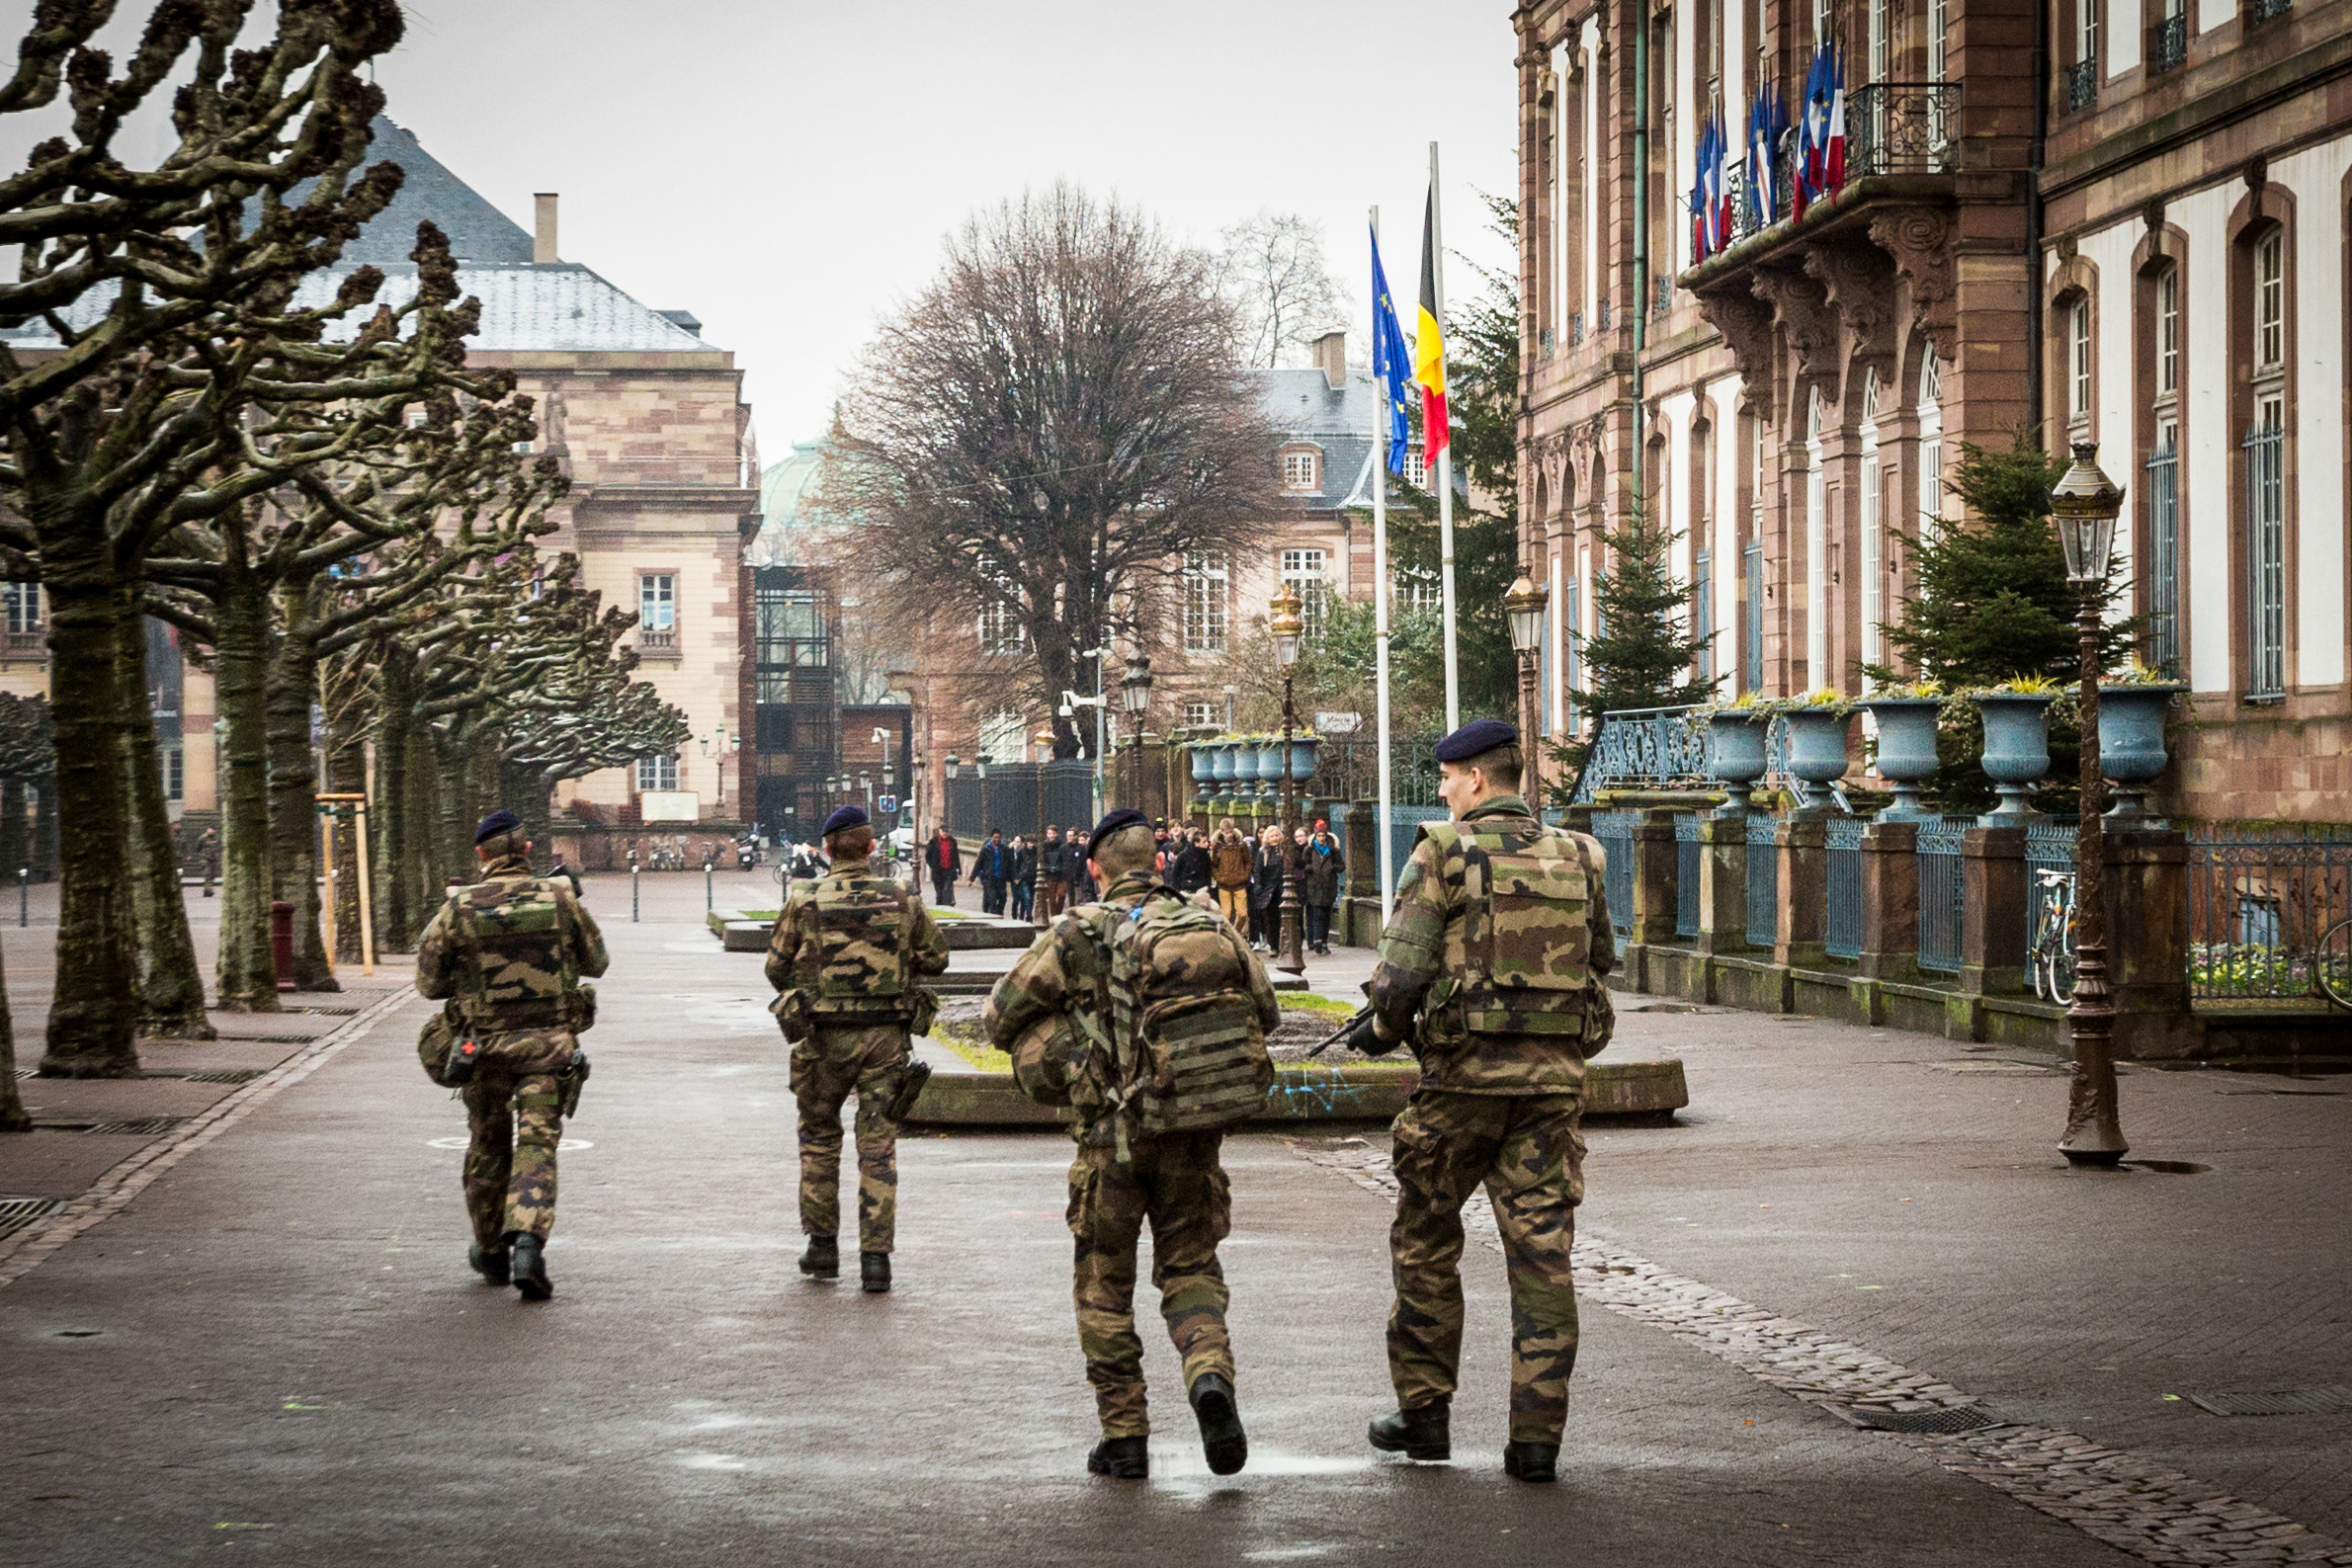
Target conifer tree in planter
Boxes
[1561,501,1716,795]
[1864,439,2137,814]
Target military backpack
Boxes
[794,871,937,1030]
[1089,891,1271,1138]
[447,876,580,1037]
[1420,817,1608,1048]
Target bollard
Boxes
[269,900,296,992]
[17,866,25,928]
[632,864,640,924]
[705,859,714,911]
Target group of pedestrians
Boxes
[1173,817,1346,955]
[925,824,1101,917]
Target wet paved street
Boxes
[2,872,2347,1565]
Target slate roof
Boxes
[1252,366,1456,511]
[344,117,536,266]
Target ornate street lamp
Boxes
[1505,567,1552,804]
[1270,586,1306,975]
[2051,440,2128,1168]
[1033,724,1055,927]
[1120,652,1154,810]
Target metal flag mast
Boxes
[1429,140,1460,731]
[1371,206,1396,924]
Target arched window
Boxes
[1805,385,1827,691]
[2067,294,2093,433]
[2145,263,2181,673]
[2242,224,2287,699]
[1917,353,1945,546]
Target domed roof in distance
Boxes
[751,439,871,567]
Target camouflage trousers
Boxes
[1386,1090,1584,1444]
[462,1071,564,1247]
[793,1024,910,1254]
[1067,1130,1234,1439]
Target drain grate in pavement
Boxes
[1831,1404,2011,1435]
[209,1032,318,1045]
[181,1069,267,1085]
[285,1006,360,1016]
[83,1116,192,1136]
[0,1197,69,1237]
[2186,1387,2352,1418]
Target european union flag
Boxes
[1370,226,1413,476]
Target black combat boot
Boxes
[1368,1399,1451,1460]
[882,1060,932,1122]
[468,1244,509,1286]
[1188,1372,1248,1476]
[508,1233,551,1301]
[798,1234,839,1279]
[1503,1442,1559,1483]
[1086,1436,1149,1479]
[861,1251,890,1293]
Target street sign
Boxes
[878,795,899,815]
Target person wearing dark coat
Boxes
[1063,829,1098,903]
[924,827,963,907]
[1299,821,1346,954]
[1008,835,1038,921]
[972,829,1011,915]
[1169,830,1214,896]
[1249,825,1290,950]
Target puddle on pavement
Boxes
[673,1451,750,1471]
[428,1137,592,1151]
[1149,1446,1373,1490]
[2121,1159,2211,1175]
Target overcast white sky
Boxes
[10,0,1521,458]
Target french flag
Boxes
[1823,45,1848,196]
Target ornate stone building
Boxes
[1512,0,2350,820]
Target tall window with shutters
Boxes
[2243,227,2287,700]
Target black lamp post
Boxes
[2052,440,2128,1167]
[1120,651,1153,811]
[1505,567,1552,805]
[1033,725,1053,928]
[1270,585,1305,975]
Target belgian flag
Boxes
[1413,187,1448,462]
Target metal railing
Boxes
[1304,735,1444,807]
[1846,82,1962,176]
[2248,0,2290,23]
[1675,813,1703,939]
[2186,825,2352,1002]
[1569,705,1795,804]
[1594,810,1638,932]
[1568,310,1585,347]
[2025,817,2079,982]
[1746,813,1782,949]
[1,629,43,657]
[2150,11,2189,70]
[945,760,1095,842]
[1917,818,1970,972]
[2064,57,2099,112]
[1825,815,1867,960]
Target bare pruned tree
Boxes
[835,184,1279,759]
[1218,211,1349,370]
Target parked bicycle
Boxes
[2029,867,2078,1004]
[2319,916,2352,1010]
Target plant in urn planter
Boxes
[1861,682,1945,821]
[2097,663,2184,822]
[1697,694,1774,816]
[1971,678,2058,823]
[1209,736,1240,797]
[1779,691,1854,814]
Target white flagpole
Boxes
[1372,206,1396,925]
[1430,140,1460,732]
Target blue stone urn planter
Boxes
[1783,707,1853,812]
[1209,738,1239,795]
[1189,742,1218,785]
[1287,735,1319,784]
[1861,698,1943,821]
[1972,692,2055,823]
[2096,683,2184,821]
[1706,712,1773,816]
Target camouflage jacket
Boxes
[766,860,949,1019]
[982,870,1281,1143]
[1368,795,1616,1095]
[417,856,610,1072]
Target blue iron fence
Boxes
[1825,815,1867,961]
[1675,813,1702,939]
[1570,705,1796,804]
[1746,813,1781,949]
[2186,824,2352,1001]
[2024,818,2079,985]
[1916,818,1971,973]
[1593,810,1638,930]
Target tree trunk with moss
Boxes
[0,776,24,882]
[0,946,27,1131]
[266,578,335,990]
[121,610,214,1039]
[326,705,367,964]
[33,773,59,882]
[213,573,282,1013]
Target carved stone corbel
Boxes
[1692,281,1782,425]
[1750,262,1842,383]
[1803,238,1897,360]
[1867,208,1957,367]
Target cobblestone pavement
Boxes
[0,872,2342,1564]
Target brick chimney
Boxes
[534,193,558,263]
[1313,330,1346,390]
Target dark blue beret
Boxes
[821,804,870,836]
[1434,718,1520,763]
[1086,807,1149,862]
[473,808,522,844]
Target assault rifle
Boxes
[1303,1005,1391,1059]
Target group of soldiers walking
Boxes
[416,717,1614,1484]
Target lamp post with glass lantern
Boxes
[1033,725,1054,927]
[1505,568,1553,805]
[2051,440,2128,1167]
[1119,653,1153,811]
[1269,586,1306,975]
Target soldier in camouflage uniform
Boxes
[417,808,610,1301]
[983,808,1281,1481]
[767,803,950,1294]
[1359,718,1615,1484]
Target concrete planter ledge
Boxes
[903,1057,1689,1128]
[708,909,1045,952]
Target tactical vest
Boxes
[1420,816,1599,1037]
[1077,889,1271,1143]
[449,876,578,1034]
[803,871,918,1018]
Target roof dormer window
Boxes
[1279,447,1321,494]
